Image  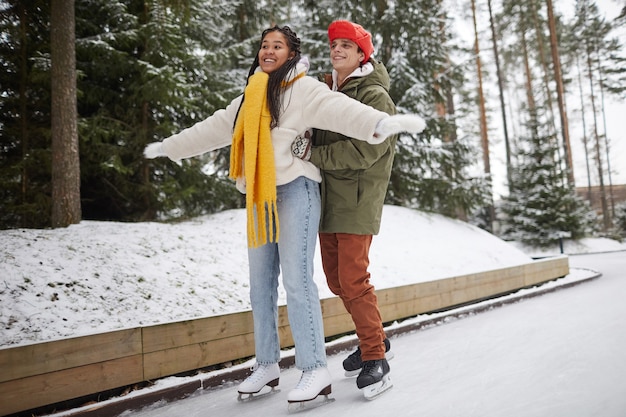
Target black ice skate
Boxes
[356,358,392,400]
[343,338,394,377]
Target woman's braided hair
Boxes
[236,25,302,129]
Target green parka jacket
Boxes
[310,60,397,235]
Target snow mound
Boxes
[1,205,531,346]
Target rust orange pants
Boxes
[319,232,386,361]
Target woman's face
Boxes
[258,30,295,74]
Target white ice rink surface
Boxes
[116,251,626,417]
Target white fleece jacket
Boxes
[160,63,390,192]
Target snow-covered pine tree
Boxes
[560,0,626,230]
[614,202,626,239]
[0,0,53,229]
[76,0,251,222]
[284,0,493,219]
[365,0,493,218]
[501,117,597,247]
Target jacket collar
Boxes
[331,62,374,91]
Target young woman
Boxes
[143,25,424,405]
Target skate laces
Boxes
[347,347,361,362]
[294,370,316,390]
[361,360,379,376]
[344,347,362,369]
[246,363,270,383]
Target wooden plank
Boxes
[142,311,254,353]
[0,328,141,383]
[320,296,348,318]
[326,264,529,337]
[380,294,436,319]
[524,256,569,286]
[0,355,143,416]
[143,334,256,380]
[376,269,523,307]
[377,273,519,311]
[322,313,358,337]
[143,306,292,353]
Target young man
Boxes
[309,20,399,399]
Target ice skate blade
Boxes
[344,352,395,378]
[344,369,360,377]
[287,395,335,413]
[237,386,280,402]
[362,375,393,400]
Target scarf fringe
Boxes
[247,200,280,248]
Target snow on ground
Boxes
[510,236,626,258]
[1,205,624,347]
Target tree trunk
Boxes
[471,0,493,229]
[519,19,537,133]
[375,0,392,64]
[531,0,562,166]
[546,0,575,185]
[471,0,490,176]
[50,0,81,227]
[575,54,592,201]
[596,53,615,219]
[434,11,451,143]
[487,0,511,187]
[585,39,610,230]
[18,3,30,227]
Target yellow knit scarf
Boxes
[229,70,305,247]
[229,72,278,248]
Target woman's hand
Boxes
[143,142,166,159]
[370,114,427,145]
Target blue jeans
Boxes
[247,176,326,371]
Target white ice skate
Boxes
[237,362,280,401]
[287,367,335,412]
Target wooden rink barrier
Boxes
[0,256,569,416]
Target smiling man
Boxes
[309,20,398,400]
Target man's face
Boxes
[330,38,364,72]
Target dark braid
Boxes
[235,26,302,129]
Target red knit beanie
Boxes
[328,20,375,63]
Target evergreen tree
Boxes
[563,0,626,229]
[14,0,617,230]
[0,1,52,229]
[388,0,486,217]
[300,0,492,218]
[76,0,246,222]
[501,117,597,247]
[614,202,626,239]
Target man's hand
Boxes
[291,130,312,161]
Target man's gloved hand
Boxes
[143,142,166,159]
[370,114,427,145]
[291,130,312,161]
